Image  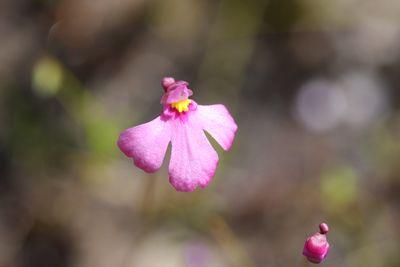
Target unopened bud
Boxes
[161,77,175,91]
[319,223,329,234]
[303,223,330,264]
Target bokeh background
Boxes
[1,0,400,266]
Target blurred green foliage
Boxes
[320,166,358,212]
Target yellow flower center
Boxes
[171,99,191,113]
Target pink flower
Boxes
[117,77,238,192]
[303,223,330,264]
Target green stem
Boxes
[300,257,309,267]
[140,173,157,218]
[210,214,255,267]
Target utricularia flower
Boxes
[117,77,238,192]
[303,223,330,264]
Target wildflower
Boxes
[117,77,238,192]
[303,223,330,264]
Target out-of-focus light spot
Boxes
[185,241,211,267]
[295,79,347,133]
[131,233,225,267]
[320,166,358,212]
[32,57,63,97]
[340,71,389,128]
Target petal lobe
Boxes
[195,104,238,151]
[117,116,170,173]
[168,116,218,192]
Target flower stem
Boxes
[299,257,309,267]
[210,214,255,267]
[140,173,157,217]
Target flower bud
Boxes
[303,223,330,264]
[161,77,175,91]
[319,223,329,234]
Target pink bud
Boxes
[161,77,175,91]
[319,223,329,234]
[303,223,330,264]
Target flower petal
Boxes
[117,116,170,173]
[195,104,238,151]
[169,117,218,192]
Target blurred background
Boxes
[1,0,400,266]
